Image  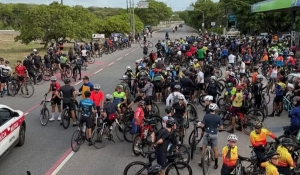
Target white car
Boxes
[0,104,26,159]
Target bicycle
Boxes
[283,92,294,112]
[123,151,193,175]
[91,116,115,149]
[40,96,51,126]
[202,129,225,175]
[189,119,204,160]
[61,100,79,129]
[71,120,88,152]
[8,76,35,98]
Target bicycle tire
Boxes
[215,68,222,78]
[115,122,125,142]
[165,161,193,175]
[61,109,70,129]
[188,130,201,147]
[91,127,107,149]
[40,107,49,126]
[132,135,142,156]
[185,114,189,129]
[187,103,198,121]
[247,109,265,123]
[123,124,134,143]
[153,116,163,131]
[218,111,231,128]
[65,68,73,78]
[190,133,195,160]
[242,113,261,135]
[173,144,190,167]
[151,103,160,116]
[8,80,19,97]
[202,148,211,175]
[36,73,45,85]
[198,95,206,107]
[123,161,148,175]
[71,130,82,152]
[148,42,153,48]
[88,56,95,64]
[20,83,34,98]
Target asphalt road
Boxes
[0,24,290,175]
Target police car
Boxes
[0,104,26,159]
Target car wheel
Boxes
[17,125,25,146]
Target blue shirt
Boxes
[79,98,95,117]
[290,107,300,126]
[221,49,228,56]
[275,83,284,96]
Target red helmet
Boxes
[236,85,243,90]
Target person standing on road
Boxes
[228,52,236,69]
[220,134,239,175]
[78,76,94,98]
[90,84,104,117]
[198,103,223,169]
[45,76,62,121]
[0,60,12,97]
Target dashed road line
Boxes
[107,62,114,66]
[125,53,129,56]
[93,68,103,74]
[117,57,123,60]
[75,80,83,85]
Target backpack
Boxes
[172,92,179,104]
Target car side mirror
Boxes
[13,112,19,117]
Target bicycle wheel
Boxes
[43,70,51,81]
[188,130,202,146]
[123,124,134,143]
[190,132,196,160]
[151,103,160,116]
[36,72,45,85]
[202,148,211,175]
[71,130,82,152]
[218,111,231,128]
[61,109,70,129]
[8,80,19,97]
[175,144,190,166]
[187,103,198,121]
[40,107,49,126]
[165,162,193,175]
[247,109,265,123]
[91,127,107,149]
[184,114,189,129]
[65,67,73,78]
[123,161,148,175]
[214,68,222,78]
[88,56,95,64]
[242,113,261,135]
[198,95,206,107]
[20,83,34,98]
[115,122,125,142]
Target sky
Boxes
[1,0,202,11]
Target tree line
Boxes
[0,0,172,46]
[179,0,299,34]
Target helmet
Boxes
[227,82,232,87]
[227,134,238,141]
[122,75,128,80]
[50,76,57,81]
[135,60,140,63]
[193,59,198,62]
[165,106,172,113]
[64,78,70,84]
[282,138,296,147]
[178,95,184,100]
[157,58,161,61]
[254,122,263,129]
[84,90,91,97]
[169,65,174,69]
[204,95,213,101]
[189,62,194,66]
[208,52,212,55]
[230,72,235,76]
[117,85,123,89]
[105,94,113,100]
[293,96,300,102]
[209,103,218,111]
[33,49,37,52]
[166,119,176,127]
[265,151,279,160]
[210,76,217,81]
[236,85,243,91]
[166,67,170,71]
[138,100,145,106]
[289,52,294,56]
[257,74,264,79]
[126,66,131,70]
[181,67,187,72]
[93,84,101,90]
[174,84,181,90]
[148,165,162,175]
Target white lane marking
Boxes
[125,53,129,56]
[108,62,114,66]
[24,112,29,116]
[131,50,135,53]
[117,57,123,60]
[51,151,75,175]
[93,68,103,74]
[75,80,83,86]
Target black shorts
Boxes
[63,102,75,110]
[82,56,87,62]
[17,76,25,82]
[245,63,251,66]
[274,95,283,103]
[51,96,61,105]
[174,117,184,128]
[79,116,92,128]
[155,151,167,169]
[153,81,162,93]
[197,83,204,91]
[145,96,153,105]
[0,77,9,83]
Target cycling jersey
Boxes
[79,82,94,98]
[232,92,243,107]
[260,161,279,175]
[0,65,12,77]
[60,56,67,64]
[277,145,295,167]
[15,65,26,77]
[225,87,236,96]
[112,91,126,107]
[134,106,144,126]
[222,145,238,167]
[197,49,205,59]
[79,98,95,117]
[90,91,104,107]
[289,107,300,125]
[250,128,276,147]
[275,82,286,96]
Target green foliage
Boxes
[87,7,126,19]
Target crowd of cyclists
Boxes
[2,24,300,175]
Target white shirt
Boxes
[273,52,278,61]
[271,68,278,78]
[197,71,204,83]
[114,36,118,42]
[0,65,12,77]
[81,50,87,57]
[228,54,235,63]
[166,91,188,106]
[240,62,245,73]
[177,51,182,56]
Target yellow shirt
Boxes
[232,92,243,107]
[193,63,200,69]
[222,146,238,167]
[277,146,295,167]
[260,161,279,175]
[203,46,208,53]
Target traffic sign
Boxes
[92,34,105,39]
[211,22,216,26]
[137,1,149,8]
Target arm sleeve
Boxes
[266,130,276,139]
[166,94,172,106]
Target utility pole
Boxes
[132,0,135,36]
[61,0,63,4]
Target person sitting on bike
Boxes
[15,60,27,85]
[285,96,300,136]
[220,134,239,175]
[151,118,177,175]
[250,122,279,166]
[78,90,96,146]
[203,95,213,114]
[112,85,127,116]
[124,66,134,91]
[101,94,117,135]
[277,138,296,175]
[252,74,265,109]
[206,76,220,103]
[199,103,223,169]
[172,95,187,141]
[261,151,280,175]
[227,85,243,133]
[45,76,62,121]
[132,100,146,134]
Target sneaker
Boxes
[214,165,218,169]
[235,126,242,131]
[57,117,61,121]
[49,117,55,121]
[227,129,234,133]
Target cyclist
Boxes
[152,70,164,102]
[45,76,62,121]
[227,85,243,133]
[112,85,127,116]
[277,138,296,175]
[58,78,78,126]
[268,78,286,117]
[249,122,279,165]
[124,66,134,91]
[206,76,220,103]
[166,84,187,106]
[142,77,154,111]
[78,76,94,98]
[59,53,68,74]
[101,94,117,134]
[172,95,187,142]
[220,134,239,175]
[0,60,12,97]
[252,74,265,109]
[261,151,280,175]
[199,103,223,169]
[15,60,27,85]
[284,96,300,136]
[78,90,96,146]
[90,84,104,117]
[203,95,213,114]
[72,56,83,80]
[132,100,146,134]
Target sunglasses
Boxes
[51,80,56,82]
[229,140,236,143]
[271,157,279,160]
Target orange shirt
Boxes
[134,107,144,126]
[252,72,258,83]
[222,146,238,167]
[276,56,283,61]
[250,129,276,147]
[90,91,104,107]
[262,55,268,61]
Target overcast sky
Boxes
[0,0,219,11]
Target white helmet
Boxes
[33,49,37,52]
[138,66,142,70]
[230,72,235,76]
[208,52,212,55]
[257,74,264,79]
[193,59,198,62]
[93,84,101,90]
[50,76,57,81]
[126,66,131,70]
[209,103,218,111]
[289,52,294,56]
[157,58,161,61]
[135,60,140,63]
[178,95,184,100]
[154,60,158,63]
[210,76,217,81]
[190,62,194,66]
[105,94,113,100]
[166,67,170,71]
[227,134,238,141]
[204,95,213,101]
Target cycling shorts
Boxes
[80,116,92,128]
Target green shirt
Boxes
[197,49,205,59]
[60,56,68,64]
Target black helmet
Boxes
[84,90,91,97]
[166,119,176,127]
[138,100,145,106]
[148,165,161,175]
[174,84,181,90]
[165,106,172,114]
[282,138,296,147]
[254,122,263,129]
[64,78,70,84]
[265,151,279,160]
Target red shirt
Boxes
[190,46,196,54]
[90,91,104,107]
[185,51,192,57]
[50,83,60,93]
[15,65,26,76]
[134,107,144,126]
